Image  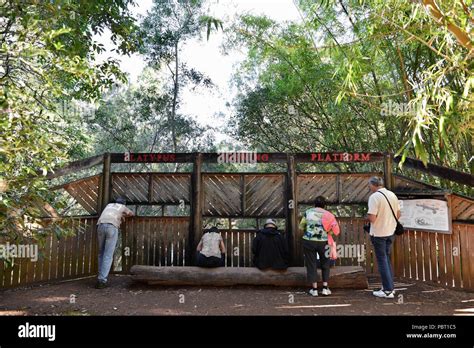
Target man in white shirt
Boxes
[95,197,134,288]
[366,176,400,299]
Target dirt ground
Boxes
[1,274,473,316]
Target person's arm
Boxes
[323,215,338,257]
[219,240,226,253]
[367,214,377,223]
[298,216,307,233]
[123,207,135,217]
[328,233,335,245]
[322,212,340,237]
[396,199,401,219]
[328,234,338,260]
[367,195,378,223]
[332,223,340,237]
[196,239,203,252]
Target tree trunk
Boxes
[171,41,179,154]
[131,265,368,288]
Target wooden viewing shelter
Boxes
[0,152,473,290]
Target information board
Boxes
[399,199,451,233]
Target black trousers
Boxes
[302,239,330,283]
[196,252,225,268]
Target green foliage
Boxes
[0,0,139,243]
[83,68,215,157]
[200,15,224,40]
[227,14,399,157]
[227,0,473,175]
[139,0,215,153]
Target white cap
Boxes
[264,219,277,228]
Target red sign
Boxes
[119,152,378,163]
[124,153,176,162]
[310,153,371,162]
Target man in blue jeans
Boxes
[366,176,400,299]
[96,197,134,289]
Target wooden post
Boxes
[383,153,393,190]
[99,152,112,213]
[188,152,203,266]
[97,173,103,216]
[286,154,297,266]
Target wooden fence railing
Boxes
[0,217,98,289]
[392,223,474,291]
[1,218,473,291]
[120,217,190,272]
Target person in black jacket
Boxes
[252,219,289,270]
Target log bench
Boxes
[130,266,368,289]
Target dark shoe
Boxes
[95,281,107,289]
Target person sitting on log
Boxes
[196,226,226,267]
[299,196,340,297]
[252,219,289,270]
[96,197,134,289]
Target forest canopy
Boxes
[0,0,472,240]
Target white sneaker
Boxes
[321,288,332,296]
[308,288,318,297]
[372,289,395,298]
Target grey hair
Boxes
[369,176,384,187]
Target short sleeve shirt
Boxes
[299,207,340,242]
[200,232,223,258]
[97,203,133,228]
[367,188,400,237]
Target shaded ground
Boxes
[1,274,473,316]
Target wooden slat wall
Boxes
[63,176,100,214]
[244,175,285,217]
[152,174,191,204]
[335,218,375,272]
[61,172,472,221]
[101,173,193,205]
[451,195,474,221]
[120,217,189,272]
[392,223,474,290]
[203,174,242,216]
[297,173,381,204]
[112,173,149,203]
[0,217,98,289]
[393,175,436,192]
[203,174,286,217]
[339,174,372,203]
[297,174,338,203]
[216,230,257,267]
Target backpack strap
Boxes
[377,191,399,223]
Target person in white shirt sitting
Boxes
[196,226,226,267]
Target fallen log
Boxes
[130,266,368,289]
